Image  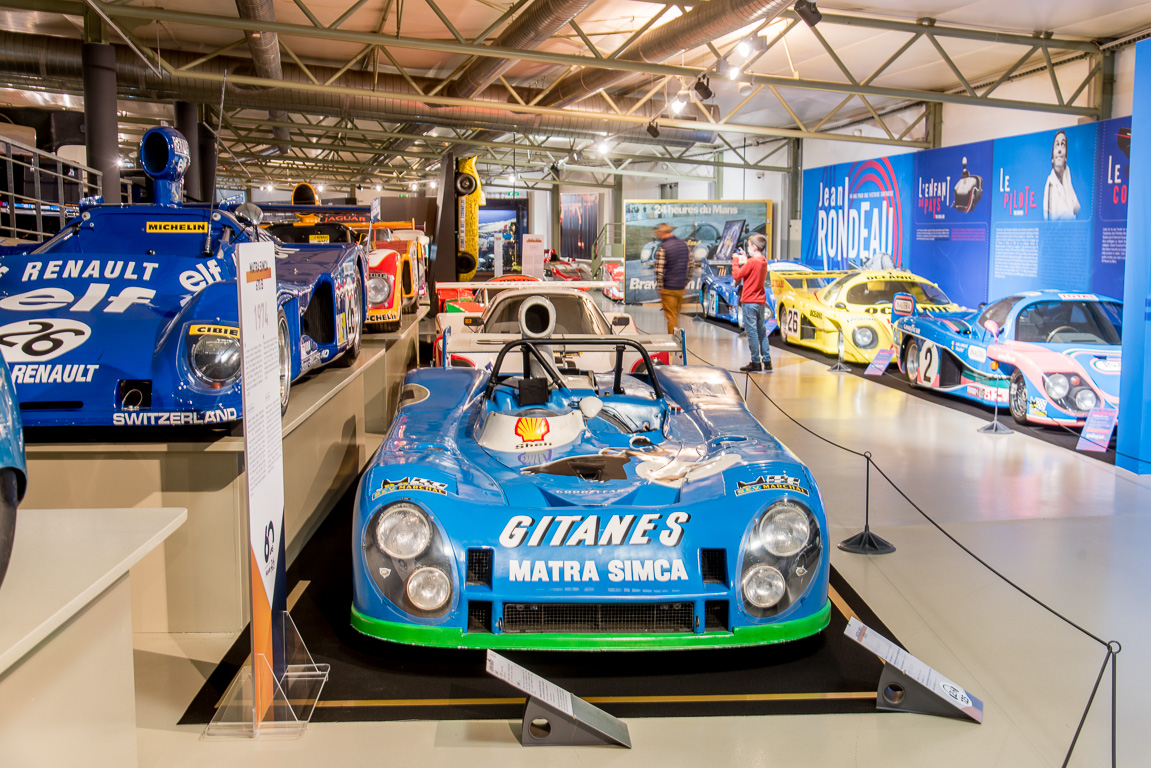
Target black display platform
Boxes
[687,313,1115,463]
[180,485,903,724]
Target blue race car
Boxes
[351,337,831,650]
[0,355,26,590]
[893,290,1122,426]
[0,126,366,426]
[699,258,813,334]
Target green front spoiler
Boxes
[350,603,831,651]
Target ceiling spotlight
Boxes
[572,150,583,162]
[597,140,611,155]
[737,35,768,57]
[693,75,713,101]
[430,180,437,189]
[794,0,822,27]
[507,172,517,184]
[737,39,752,58]
[728,65,741,80]
[410,181,418,191]
[737,81,753,96]
[317,185,324,193]
[646,121,660,139]
[375,184,382,191]
[670,91,688,114]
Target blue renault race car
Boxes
[699,257,813,334]
[0,127,366,427]
[893,290,1122,426]
[351,334,831,650]
[0,356,26,590]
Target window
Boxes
[1014,300,1122,345]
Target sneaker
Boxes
[762,360,773,372]
[739,362,762,372]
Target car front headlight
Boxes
[758,503,810,557]
[375,502,431,559]
[1075,388,1097,411]
[852,325,878,349]
[189,332,241,386]
[368,274,392,305]
[743,564,786,608]
[406,566,451,611]
[1045,373,1070,400]
[693,245,709,261]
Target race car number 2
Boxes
[0,318,91,362]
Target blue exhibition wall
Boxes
[800,116,1131,307]
[801,155,913,272]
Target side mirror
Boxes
[983,319,1000,337]
[611,316,631,329]
[463,316,484,328]
[234,201,263,227]
[579,396,604,420]
[835,302,847,310]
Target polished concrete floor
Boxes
[133,301,1149,767]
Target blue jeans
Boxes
[743,302,770,364]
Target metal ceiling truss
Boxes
[7,0,1110,188]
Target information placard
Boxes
[522,234,545,278]
[1076,406,1118,452]
[865,348,896,376]
[486,650,574,716]
[846,618,983,722]
[237,241,287,727]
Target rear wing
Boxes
[770,270,848,295]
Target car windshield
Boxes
[1013,300,1123,345]
[976,296,1025,331]
[844,278,952,306]
[816,273,856,303]
[483,293,609,334]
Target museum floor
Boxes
[131,302,1149,768]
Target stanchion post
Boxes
[977,381,1013,434]
[828,325,851,373]
[838,451,895,555]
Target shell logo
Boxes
[514,417,550,443]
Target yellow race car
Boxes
[775,270,961,363]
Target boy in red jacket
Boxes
[732,233,772,373]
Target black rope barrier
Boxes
[641,312,1122,765]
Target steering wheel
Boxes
[1046,325,1076,342]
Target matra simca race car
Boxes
[433,284,683,372]
[0,356,26,590]
[351,337,831,649]
[894,290,1122,426]
[0,127,366,426]
[776,270,961,364]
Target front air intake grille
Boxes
[466,548,492,586]
[502,602,694,634]
[468,601,492,632]
[704,600,728,631]
[700,549,727,584]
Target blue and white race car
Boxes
[699,258,813,333]
[351,337,831,650]
[0,126,366,427]
[893,290,1122,426]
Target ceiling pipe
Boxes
[0,32,713,147]
[233,0,290,154]
[384,0,600,156]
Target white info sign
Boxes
[846,617,984,722]
[486,650,574,716]
[522,234,545,279]
[237,241,287,705]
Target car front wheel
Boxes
[1008,370,1029,425]
[903,339,920,385]
[278,309,292,415]
[0,468,20,590]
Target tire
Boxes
[456,251,478,278]
[903,339,920,385]
[277,309,292,416]
[1008,370,1029,425]
[334,269,363,368]
[401,261,416,315]
[778,305,793,345]
[0,467,18,590]
[455,172,477,196]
